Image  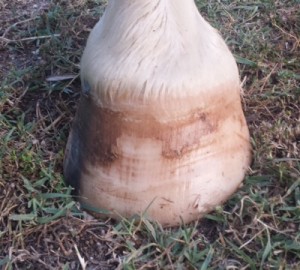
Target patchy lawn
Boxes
[0,0,299,269]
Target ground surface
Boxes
[0,0,299,269]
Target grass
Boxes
[0,0,299,269]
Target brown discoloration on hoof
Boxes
[64,86,251,221]
[70,96,123,168]
[64,95,123,191]
[160,111,217,159]
[67,95,224,167]
[65,90,246,180]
